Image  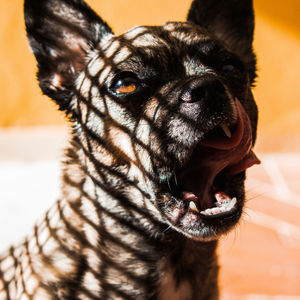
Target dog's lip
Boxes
[175,98,260,208]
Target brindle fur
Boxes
[0,0,258,299]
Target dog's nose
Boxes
[179,76,226,103]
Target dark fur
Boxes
[0,0,258,299]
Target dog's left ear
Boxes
[24,0,113,112]
[187,0,256,80]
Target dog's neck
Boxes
[38,140,219,299]
[1,139,219,299]
[156,239,219,300]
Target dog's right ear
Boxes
[187,0,256,82]
[24,0,113,112]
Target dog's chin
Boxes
[157,99,260,241]
[157,180,244,241]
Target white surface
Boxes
[0,160,61,251]
[0,127,68,251]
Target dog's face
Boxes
[25,0,259,241]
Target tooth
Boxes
[215,192,226,203]
[227,197,237,210]
[189,201,199,213]
[220,124,232,138]
[201,197,237,215]
[214,208,224,214]
[205,208,212,214]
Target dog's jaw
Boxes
[155,99,260,241]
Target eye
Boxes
[110,74,139,96]
[221,61,244,77]
[222,64,236,76]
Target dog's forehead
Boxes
[98,22,216,62]
[123,22,211,44]
[88,21,222,81]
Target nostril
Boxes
[191,86,206,102]
[179,76,227,104]
[180,86,206,103]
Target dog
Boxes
[0,0,260,299]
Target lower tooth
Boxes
[215,192,228,202]
[201,197,237,215]
[226,197,237,210]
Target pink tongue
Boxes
[178,99,260,204]
[199,98,260,173]
[227,150,260,174]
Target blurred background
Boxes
[0,0,300,299]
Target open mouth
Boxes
[158,98,260,240]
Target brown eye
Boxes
[111,77,138,95]
[221,60,244,77]
[222,64,236,76]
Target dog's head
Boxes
[25,0,260,241]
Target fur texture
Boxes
[0,0,259,299]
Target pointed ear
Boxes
[187,0,256,80]
[24,0,113,112]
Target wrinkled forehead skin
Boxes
[88,22,229,84]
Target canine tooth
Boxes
[220,124,232,138]
[189,201,199,213]
[222,197,236,211]
[228,197,237,209]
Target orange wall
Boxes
[0,0,299,151]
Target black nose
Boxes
[179,76,226,103]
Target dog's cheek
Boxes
[140,97,196,168]
[167,116,200,148]
[140,97,167,158]
[109,127,137,162]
